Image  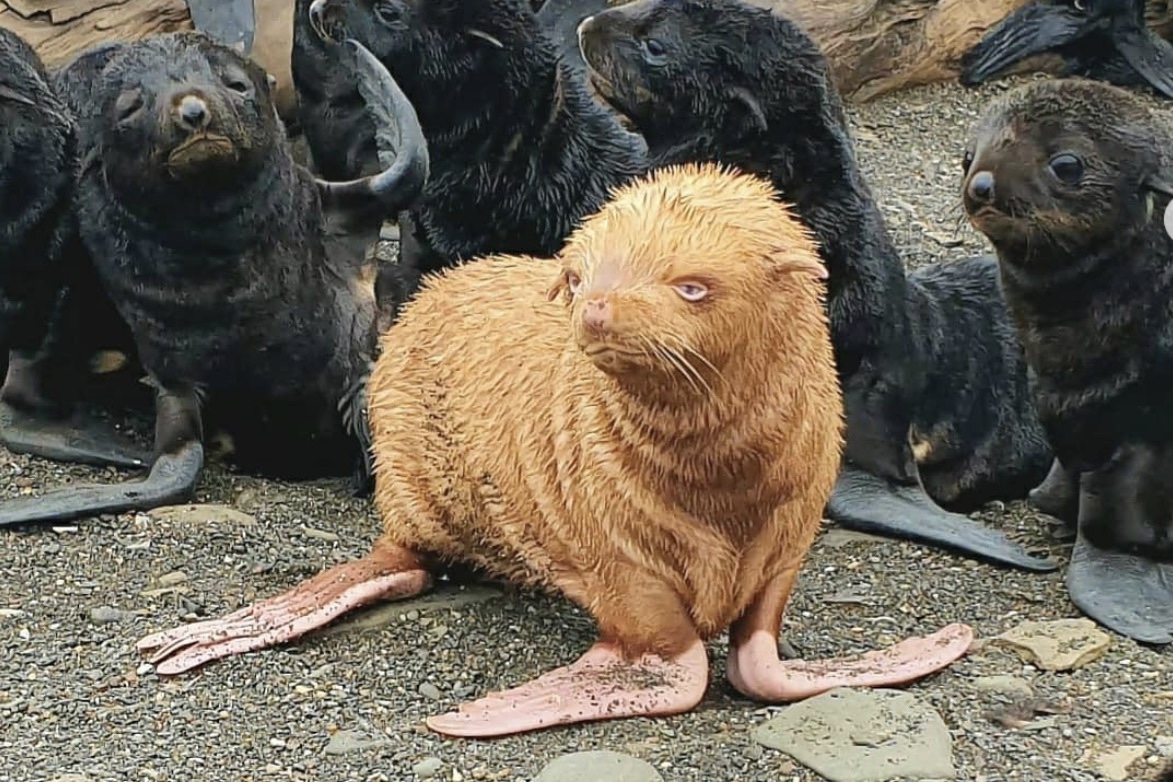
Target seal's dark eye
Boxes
[641,37,667,63]
[1071,0,1087,12]
[373,1,400,24]
[115,89,143,123]
[1048,153,1084,185]
[224,76,251,94]
[566,271,583,296]
[961,149,974,173]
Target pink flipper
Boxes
[726,622,974,702]
[135,545,432,675]
[425,639,710,738]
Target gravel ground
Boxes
[2,73,1171,782]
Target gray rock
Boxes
[148,503,257,528]
[88,606,132,624]
[753,687,956,782]
[533,751,663,782]
[323,729,391,755]
[991,618,1112,671]
[971,675,1034,698]
[418,682,442,700]
[413,757,444,778]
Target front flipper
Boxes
[535,0,611,69]
[315,40,429,233]
[184,0,256,54]
[827,465,1059,572]
[1067,534,1173,645]
[0,386,204,527]
[425,639,710,738]
[0,351,149,469]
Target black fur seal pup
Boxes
[963,77,1173,643]
[577,0,1057,571]
[961,0,1173,100]
[0,32,429,528]
[303,0,648,293]
[0,29,147,473]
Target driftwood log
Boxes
[0,0,295,115]
[2,0,1173,103]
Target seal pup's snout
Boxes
[967,170,996,205]
[581,296,613,334]
[173,94,210,133]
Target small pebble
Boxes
[88,606,131,624]
[419,682,443,700]
[414,757,444,778]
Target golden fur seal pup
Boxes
[137,163,974,737]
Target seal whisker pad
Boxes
[136,163,973,736]
[963,77,1173,644]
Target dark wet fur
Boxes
[292,0,380,180]
[0,28,92,405]
[305,0,648,287]
[579,0,1052,509]
[55,32,384,480]
[908,256,1052,510]
[959,0,1173,99]
[964,78,1173,641]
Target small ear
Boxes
[769,249,828,282]
[466,28,505,49]
[545,267,572,303]
[729,86,767,135]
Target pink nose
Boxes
[582,298,612,332]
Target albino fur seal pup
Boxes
[961,0,1173,99]
[136,164,974,737]
[303,0,648,292]
[577,0,1057,570]
[0,33,428,528]
[963,77,1173,644]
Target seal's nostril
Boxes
[176,95,208,130]
[968,170,995,202]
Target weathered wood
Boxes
[764,0,1173,100]
[0,0,296,116]
[6,0,1173,106]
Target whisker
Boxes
[662,341,712,396]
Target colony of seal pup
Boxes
[0,0,1170,775]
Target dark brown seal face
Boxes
[98,32,279,201]
[961,78,1169,263]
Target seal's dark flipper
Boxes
[0,442,203,528]
[0,401,149,470]
[316,40,429,229]
[536,0,611,68]
[184,0,256,54]
[1067,533,1173,645]
[0,387,204,528]
[959,3,1083,86]
[1113,26,1173,100]
[827,465,1060,572]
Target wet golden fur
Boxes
[366,163,843,658]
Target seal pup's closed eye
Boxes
[963,76,1173,644]
[136,162,973,737]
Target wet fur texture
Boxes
[367,163,842,656]
[292,0,380,180]
[578,0,1052,509]
[0,28,87,402]
[55,32,383,479]
[964,77,1173,556]
[307,0,648,289]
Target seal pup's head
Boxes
[546,162,830,403]
[962,77,1173,264]
[0,28,73,190]
[93,32,281,206]
[306,0,549,130]
[576,0,835,149]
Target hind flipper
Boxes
[827,466,1059,572]
[0,386,203,527]
[1067,533,1173,645]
